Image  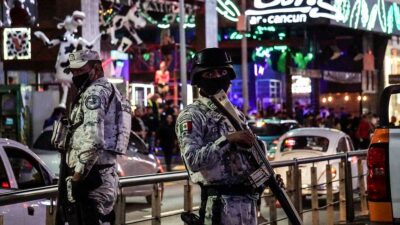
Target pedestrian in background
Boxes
[357,114,371,149]
[390,115,397,127]
[131,106,147,140]
[157,114,176,171]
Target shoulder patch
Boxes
[178,120,193,134]
[85,95,102,110]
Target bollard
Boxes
[292,164,301,215]
[358,159,368,215]
[339,161,346,222]
[326,164,334,225]
[297,168,303,220]
[345,157,355,222]
[286,167,293,225]
[0,214,3,225]
[152,183,162,225]
[46,205,55,225]
[311,166,319,225]
[269,190,277,225]
[114,188,126,225]
[183,180,193,225]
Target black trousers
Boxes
[65,166,115,225]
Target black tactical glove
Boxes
[226,130,253,148]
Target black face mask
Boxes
[199,77,231,96]
[72,72,90,89]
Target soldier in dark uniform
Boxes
[64,49,130,225]
[176,48,261,225]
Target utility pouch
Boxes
[248,165,270,189]
[51,117,70,151]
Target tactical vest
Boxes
[104,84,131,155]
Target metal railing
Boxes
[0,150,368,225]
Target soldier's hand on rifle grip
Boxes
[276,174,285,189]
[226,130,253,148]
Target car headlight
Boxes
[267,152,275,161]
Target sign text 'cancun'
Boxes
[246,0,344,25]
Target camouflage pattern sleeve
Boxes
[175,107,230,172]
[74,84,111,175]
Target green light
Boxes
[274,46,288,51]
[334,0,400,34]
[216,0,241,22]
[143,53,150,61]
[229,31,243,40]
[278,32,286,40]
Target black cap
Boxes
[190,48,236,85]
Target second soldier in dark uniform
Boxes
[176,48,262,225]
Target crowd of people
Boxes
[130,95,179,171]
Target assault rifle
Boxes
[209,90,303,225]
[54,118,82,225]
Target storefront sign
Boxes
[323,70,361,83]
[292,75,312,94]
[290,67,321,78]
[246,0,344,25]
[331,0,400,35]
[139,0,198,28]
[3,28,31,60]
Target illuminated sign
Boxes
[3,28,31,60]
[111,50,129,60]
[246,0,344,25]
[139,0,198,28]
[292,75,312,94]
[216,0,241,22]
[331,0,400,35]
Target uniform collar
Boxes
[198,96,218,111]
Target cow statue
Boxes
[34,11,101,107]
[102,2,146,52]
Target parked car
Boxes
[248,118,299,157]
[273,127,363,196]
[0,138,55,225]
[32,131,164,203]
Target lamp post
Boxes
[179,0,187,107]
[241,0,249,115]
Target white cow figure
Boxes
[104,2,146,52]
[34,11,101,107]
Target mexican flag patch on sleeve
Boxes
[179,121,193,134]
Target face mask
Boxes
[72,72,90,89]
[199,77,231,96]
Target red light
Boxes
[367,146,388,201]
[285,139,296,147]
[1,181,10,188]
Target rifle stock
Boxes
[210,90,303,225]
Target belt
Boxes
[202,184,256,196]
[69,164,114,174]
[93,164,114,170]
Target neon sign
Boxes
[246,0,344,25]
[216,0,241,22]
[331,0,400,35]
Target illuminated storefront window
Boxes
[384,36,400,118]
